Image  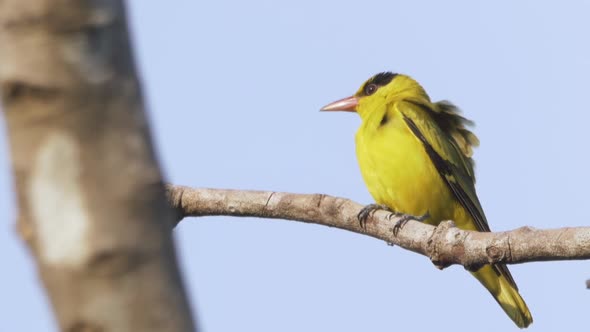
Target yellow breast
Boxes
[355,106,458,225]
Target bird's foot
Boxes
[392,212,430,236]
[357,204,392,229]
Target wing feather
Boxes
[400,102,517,289]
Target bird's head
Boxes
[321,72,429,119]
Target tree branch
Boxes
[167,185,590,270]
[0,2,195,331]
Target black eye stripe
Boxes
[360,72,398,96]
[364,83,377,96]
[371,72,397,86]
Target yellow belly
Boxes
[355,120,462,227]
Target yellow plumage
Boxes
[321,72,532,328]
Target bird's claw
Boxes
[392,212,430,236]
[357,205,430,235]
[357,204,392,229]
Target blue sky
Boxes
[1,1,589,331]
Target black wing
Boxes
[402,112,517,289]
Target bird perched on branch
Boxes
[321,72,532,328]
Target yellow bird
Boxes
[321,72,532,328]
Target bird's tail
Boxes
[471,264,533,328]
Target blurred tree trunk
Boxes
[0,1,196,331]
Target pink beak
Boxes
[320,95,358,112]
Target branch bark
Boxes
[167,185,590,270]
[0,1,195,331]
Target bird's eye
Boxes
[364,83,378,96]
